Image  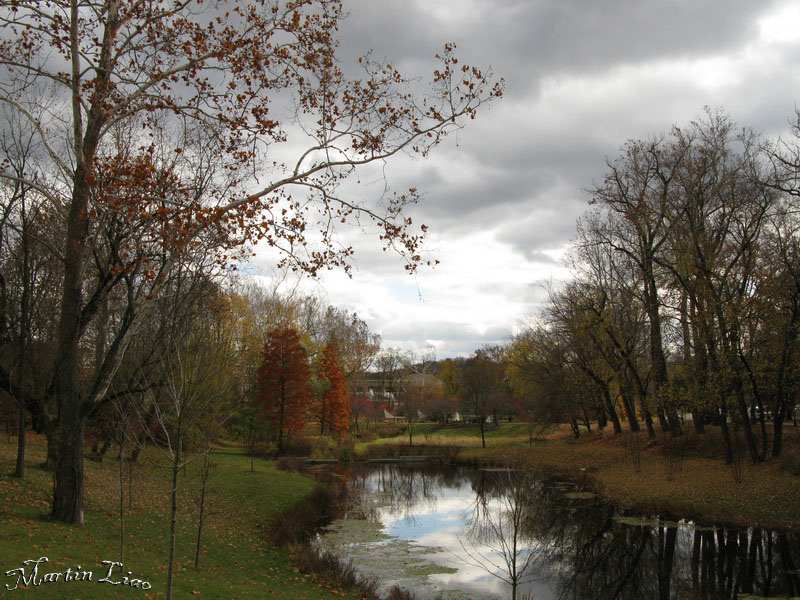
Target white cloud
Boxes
[759,1,800,44]
[246,0,800,357]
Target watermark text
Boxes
[5,557,151,591]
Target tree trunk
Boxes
[12,192,34,478]
[719,406,734,465]
[641,402,656,439]
[681,293,706,434]
[166,430,181,600]
[118,442,125,565]
[43,425,58,470]
[569,415,580,438]
[757,404,768,461]
[50,0,115,511]
[92,437,112,461]
[772,413,785,458]
[14,402,25,478]
[619,379,640,433]
[51,160,93,523]
[691,411,706,434]
[277,390,286,456]
[319,397,327,435]
[630,372,656,439]
[645,265,681,436]
[195,451,211,569]
[732,374,762,463]
[596,404,607,429]
[602,384,622,434]
[584,367,621,434]
[656,407,670,433]
[52,409,86,524]
[772,333,796,457]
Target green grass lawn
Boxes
[366,421,548,449]
[0,435,365,599]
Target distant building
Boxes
[383,409,406,423]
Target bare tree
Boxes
[401,345,438,446]
[375,348,410,414]
[459,348,504,448]
[585,136,683,435]
[147,325,235,600]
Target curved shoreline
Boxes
[460,444,800,532]
[357,427,800,532]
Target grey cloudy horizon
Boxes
[250,0,800,358]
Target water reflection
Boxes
[463,471,550,600]
[318,463,800,600]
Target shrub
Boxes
[354,430,379,443]
[360,443,460,460]
[291,545,383,599]
[280,434,314,457]
[372,423,406,438]
[247,441,276,459]
[267,484,343,546]
[309,436,338,459]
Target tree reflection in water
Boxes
[551,504,800,599]
[461,470,547,600]
[327,464,800,600]
[346,462,461,523]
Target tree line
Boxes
[507,108,800,464]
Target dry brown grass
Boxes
[460,425,800,531]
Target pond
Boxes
[315,462,800,600]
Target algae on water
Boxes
[316,499,475,599]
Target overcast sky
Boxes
[250,0,800,359]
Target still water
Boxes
[315,463,800,600]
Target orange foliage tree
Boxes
[317,343,349,437]
[255,326,312,455]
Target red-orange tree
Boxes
[317,343,349,437]
[255,326,311,455]
[0,0,502,524]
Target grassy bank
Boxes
[5,423,798,599]
[366,421,800,531]
[0,435,366,599]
